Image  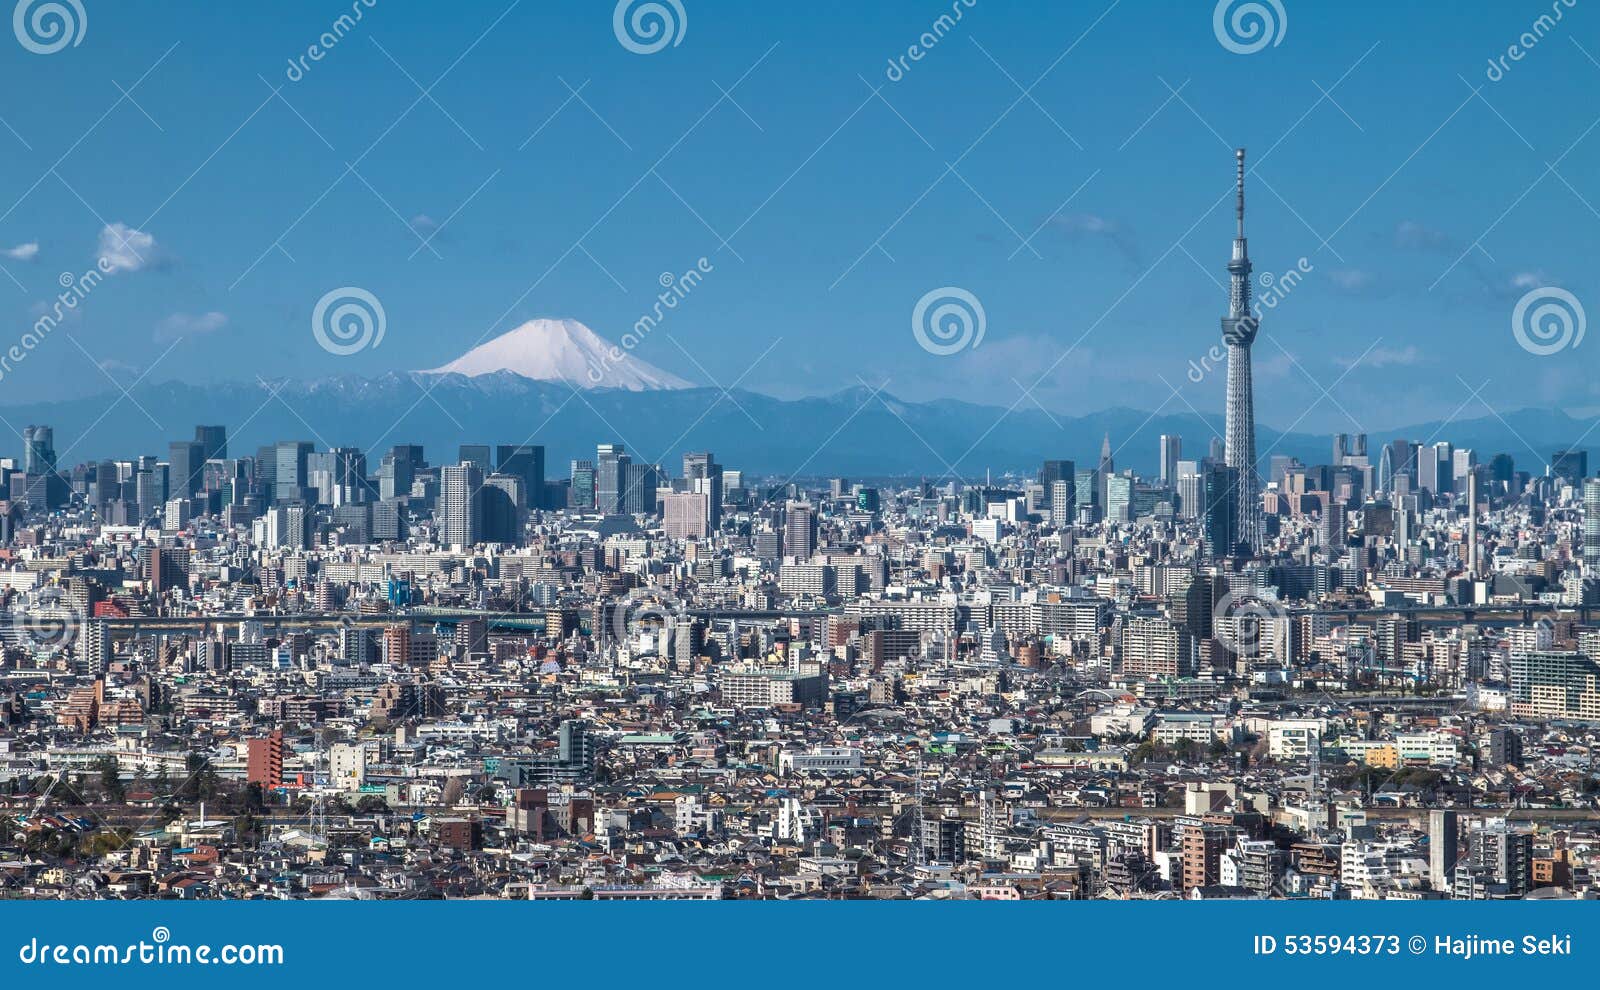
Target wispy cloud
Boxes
[1338,344,1420,369]
[1327,268,1379,295]
[156,311,227,341]
[1393,219,1451,252]
[3,242,39,262]
[1051,213,1141,267]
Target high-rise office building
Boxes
[1176,460,1203,520]
[1221,149,1260,555]
[439,462,483,547]
[496,444,546,511]
[194,425,227,463]
[168,440,204,498]
[273,440,314,504]
[1042,459,1076,527]
[23,425,54,475]
[458,444,492,473]
[1159,435,1181,487]
[1553,449,1588,488]
[1202,463,1239,560]
[621,461,659,516]
[682,451,722,530]
[1585,478,1600,576]
[785,501,817,559]
[596,443,628,514]
[570,459,596,510]
[480,472,526,544]
[1097,433,1114,515]
[380,444,425,501]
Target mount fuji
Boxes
[422,318,693,391]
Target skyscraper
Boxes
[273,440,314,504]
[496,444,546,510]
[596,443,628,514]
[1159,435,1181,488]
[1202,463,1239,561]
[23,425,54,475]
[458,444,492,472]
[784,501,817,559]
[1221,148,1260,555]
[1584,478,1600,576]
[168,440,204,498]
[1098,433,1114,516]
[1553,449,1588,488]
[439,462,483,547]
[682,451,722,530]
[194,425,227,463]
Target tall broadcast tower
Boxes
[1222,148,1261,555]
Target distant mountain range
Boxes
[4,370,1594,479]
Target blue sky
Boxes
[0,0,1594,433]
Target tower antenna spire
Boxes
[1236,147,1246,239]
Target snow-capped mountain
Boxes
[422,318,693,390]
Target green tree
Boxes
[95,755,125,803]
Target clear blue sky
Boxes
[0,0,1593,432]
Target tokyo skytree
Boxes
[1221,148,1261,555]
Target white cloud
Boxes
[98,223,156,274]
[156,311,227,341]
[3,242,38,262]
[1327,268,1376,294]
[1338,345,1421,369]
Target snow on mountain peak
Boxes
[422,318,694,390]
